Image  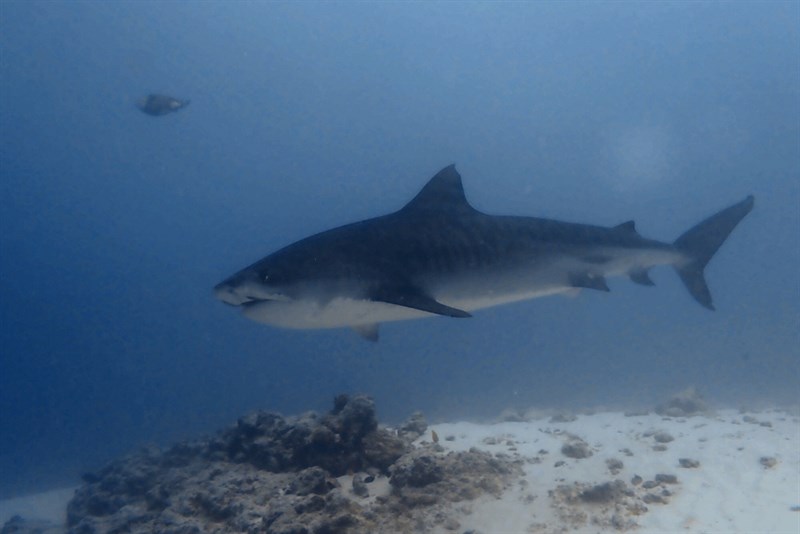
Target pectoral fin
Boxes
[371,286,471,318]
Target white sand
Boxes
[0,486,75,526]
[423,408,800,533]
[2,409,797,533]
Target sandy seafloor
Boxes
[1,407,798,533]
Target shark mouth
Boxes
[240,297,272,306]
[218,296,271,308]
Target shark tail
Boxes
[673,195,754,310]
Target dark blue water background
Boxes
[1,1,798,497]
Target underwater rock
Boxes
[390,446,522,507]
[742,415,773,427]
[351,474,369,498]
[578,480,630,503]
[654,473,678,484]
[561,439,593,459]
[550,478,648,530]
[549,412,577,423]
[390,453,445,488]
[136,94,190,116]
[606,458,624,475]
[653,431,674,443]
[285,466,336,496]
[642,492,668,504]
[218,394,394,476]
[760,456,778,469]
[397,411,427,442]
[361,429,408,472]
[497,407,527,422]
[550,468,683,531]
[655,387,709,417]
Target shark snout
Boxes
[214,271,290,307]
[214,281,248,306]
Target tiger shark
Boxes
[214,165,753,341]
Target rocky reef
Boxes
[30,394,521,534]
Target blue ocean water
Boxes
[0,1,797,499]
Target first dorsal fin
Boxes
[401,165,476,213]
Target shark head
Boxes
[213,264,294,307]
[213,257,397,331]
[212,239,380,330]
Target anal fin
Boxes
[629,268,655,286]
[569,272,610,292]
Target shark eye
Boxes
[263,274,270,281]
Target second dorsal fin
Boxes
[613,220,637,233]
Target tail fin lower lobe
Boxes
[673,195,754,310]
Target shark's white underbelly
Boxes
[241,271,577,330]
[241,288,571,329]
[243,297,429,328]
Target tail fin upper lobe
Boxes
[673,195,754,310]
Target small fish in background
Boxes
[136,94,190,116]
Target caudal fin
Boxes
[673,195,754,310]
